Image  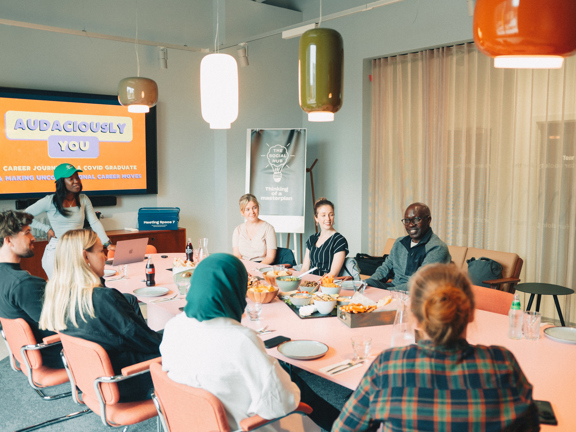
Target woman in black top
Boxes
[39,229,161,402]
[300,198,348,277]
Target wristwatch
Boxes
[103,241,111,248]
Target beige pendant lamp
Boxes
[474,0,576,69]
[118,77,158,113]
[118,12,158,112]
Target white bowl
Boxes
[320,285,341,296]
[314,299,336,314]
[290,293,312,307]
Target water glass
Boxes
[176,280,191,296]
[351,335,372,361]
[246,301,262,321]
[523,311,541,340]
[352,281,367,295]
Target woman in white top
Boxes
[160,253,300,430]
[232,194,276,264]
[25,163,113,279]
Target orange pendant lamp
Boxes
[473,0,576,69]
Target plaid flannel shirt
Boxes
[333,339,538,432]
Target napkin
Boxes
[349,293,377,306]
[320,359,365,376]
[299,305,318,317]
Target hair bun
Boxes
[421,284,471,345]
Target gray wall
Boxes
[0,0,474,257]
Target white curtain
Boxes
[370,43,576,324]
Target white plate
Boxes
[277,340,329,360]
[104,269,117,277]
[133,286,170,297]
[544,326,576,344]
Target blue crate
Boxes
[138,207,180,231]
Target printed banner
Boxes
[246,128,307,233]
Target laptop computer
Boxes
[107,238,149,266]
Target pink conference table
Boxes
[108,254,576,431]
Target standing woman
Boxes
[300,198,348,277]
[232,194,277,265]
[39,229,161,402]
[25,163,113,279]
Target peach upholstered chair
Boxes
[149,362,313,432]
[58,332,160,430]
[472,285,514,315]
[0,317,90,431]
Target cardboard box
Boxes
[337,307,397,328]
[138,207,180,231]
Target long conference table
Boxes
[107,253,576,431]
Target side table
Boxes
[515,283,574,327]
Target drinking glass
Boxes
[176,280,191,296]
[523,311,541,340]
[198,238,210,262]
[352,281,367,296]
[351,335,372,361]
[246,300,262,321]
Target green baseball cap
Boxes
[54,163,83,181]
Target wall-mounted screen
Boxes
[0,86,157,200]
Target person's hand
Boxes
[47,229,55,241]
[107,244,116,251]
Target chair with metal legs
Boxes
[0,317,90,431]
[58,332,160,431]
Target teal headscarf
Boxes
[184,253,248,322]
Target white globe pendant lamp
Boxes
[200,53,239,129]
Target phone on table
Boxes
[534,400,557,425]
[264,336,291,349]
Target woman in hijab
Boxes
[160,253,300,430]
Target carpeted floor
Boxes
[0,357,351,432]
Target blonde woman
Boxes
[333,264,538,431]
[232,194,277,264]
[39,229,161,402]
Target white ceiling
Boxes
[0,0,380,51]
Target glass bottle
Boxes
[390,293,415,348]
[508,293,523,339]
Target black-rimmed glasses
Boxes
[401,216,430,226]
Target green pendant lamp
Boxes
[298,28,344,122]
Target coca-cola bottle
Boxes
[186,238,194,261]
[145,257,155,286]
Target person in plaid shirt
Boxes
[333,264,539,432]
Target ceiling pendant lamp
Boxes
[299,28,344,122]
[200,53,239,129]
[118,77,158,113]
[473,0,576,69]
[117,12,158,112]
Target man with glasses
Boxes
[365,203,451,291]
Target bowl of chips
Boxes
[246,283,279,304]
[319,275,342,295]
